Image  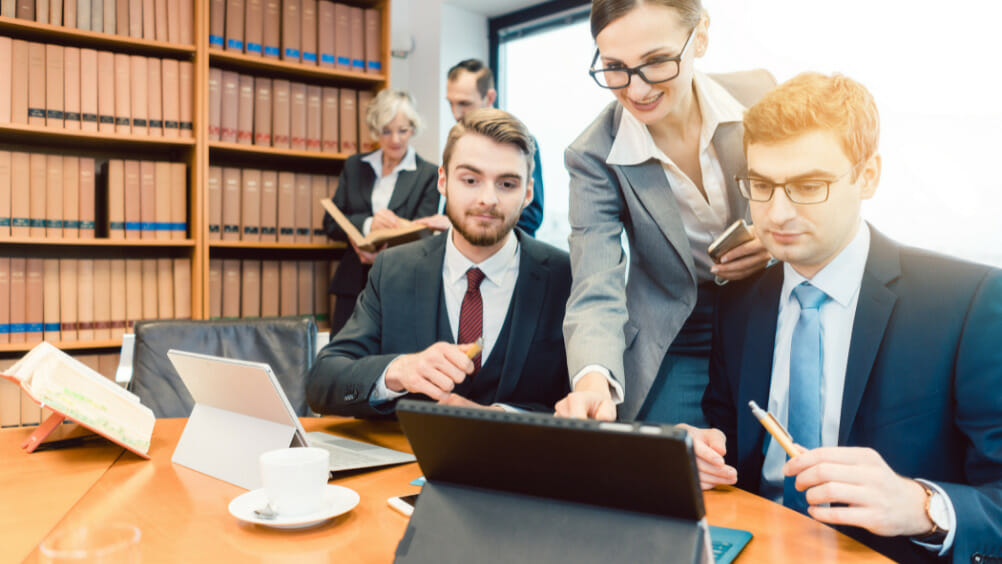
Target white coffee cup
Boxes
[259,447,330,516]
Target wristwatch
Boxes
[917,481,950,544]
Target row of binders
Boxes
[0,351,121,428]
[0,38,194,137]
[105,159,189,240]
[209,69,372,154]
[208,258,334,326]
[0,0,193,43]
[210,0,381,73]
[208,166,336,242]
[0,152,97,239]
[0,257,192,344]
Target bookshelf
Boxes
[0,0,391,358]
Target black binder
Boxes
[394,401,711,564]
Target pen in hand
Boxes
[749,400,800,458]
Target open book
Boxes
[1,342,155,458]
[319,198,429,252]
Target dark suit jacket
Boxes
[307,229,572,416]
[704,226,1002,563]
[324,150,440,296]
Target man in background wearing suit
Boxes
[307,109,571,416]
[442,59,544,236]
[696,73,1002,562]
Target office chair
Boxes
[128,317,318,418]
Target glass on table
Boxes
[39,523,140,564]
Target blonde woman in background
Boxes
[323,89,440,334]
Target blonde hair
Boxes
[441,108,535,177]
[743,72,879,178]
[365,89,423,138]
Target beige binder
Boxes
[276,170,294,242]
[11,40,29,125]
[293,173,311,242]
[10,258,26,343]
[63,46,81,130]
[338,87,356,153]
[79,157,95,238]
[157,257,174,319]
[173,258,191,319]
[300,0,317,65]
[29,153,46,238]
[0,151,9,238]
[178,61,192,137]
[306,85,321,152]
[125,258,142,330]
[208,67,221,140]
[364,8,381,74]
[260,260,279,317]
[240,168,261,241]
[357,89,374,152]
[170,162,187,239]
[259,169,278,241]
[244,0,263,56]
[93,259,112,338]
[42,259,60,342]
[321,87,338,153]
[271,79,290,148]
[110,259,127,335]
[80,48,98,131]
[253,76,271,145]
[207,165,222,239]
[161,58,180,137]
[281,0,300,61]
[154,0,166,41]
[25,258,43,344]
[224,0,245,52]
[124,159,141,240]
[0,38,9,124]
[45,44,64,128]
[0,259,9,345]
[44,155,63,238]
[237,73,254,144]
[279,260,296,315]
[209,0,225,49]
[114,53,132,133]
[220,70,239,143]
[221,259,241,319]
[241,259,261,318]
[154,160,171,240]
[97,50,115,132]
[129,55,148,135]
[61,156,79,238]
[146,57,163,136]
[290,82,306,151]
[28,42,46,126]
[208,258,222,319]
[58,259,78,341]
[262,0,280,58]
[317,0,334,68]
[348,6,363,72]
[297,260,312,315]
[221,167,241,240]
[333,2,349,71]
[141,258,158,321]
[76,258,94,340]
[138,160,156,239]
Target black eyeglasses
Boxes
[735,163,862,205]
[589,26,696,90]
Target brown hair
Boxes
[441,108,536,177]
[590,0,702,39]
[447,59,495,99]
[743,72,880,179]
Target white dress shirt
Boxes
[360,147,417,235]
[572,71,746,400]
[762,223,956,553]
[370,230,520,404]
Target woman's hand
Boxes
[371,209,402,231]
[351,240,385,264]
[711,226,772,281]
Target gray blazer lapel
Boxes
[494,237,547,401]
[839,228,899,444]
[620,162,697,281]
[712,122,750,222]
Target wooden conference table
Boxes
[2,417,891,563]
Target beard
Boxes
[445,198,520,247]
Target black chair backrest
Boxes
[129,317,318,418]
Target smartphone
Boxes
[387,493,420,517]
[708,219,754,263]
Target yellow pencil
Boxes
[464,337,483,360]
[749,400,799,458]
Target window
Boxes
[495,0,1002,266]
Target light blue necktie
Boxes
[783,282,829,514]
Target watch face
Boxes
[929,491,950,530]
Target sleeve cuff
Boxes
[369,358,407,405]
[492,403,522,413]
[571,364,624,405]
[911,479,957,555]
[362,217,373,236]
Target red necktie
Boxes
[456,267,485,371]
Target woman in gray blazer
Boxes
[557,0,775,424]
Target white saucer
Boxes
[228,485,360,529]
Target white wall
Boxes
[390,0,489,164]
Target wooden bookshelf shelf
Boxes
[0,238,197,248]
[0,16,196,58]
[0,123,196,154]
[208,50,386,86]
[0,338,122,353]
[209,141,348,165]
[208,241,346,250]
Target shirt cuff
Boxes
[369,358,408,405]
[571,364,624,405]
[492,403,522,413]
[911,479,957,555]
[362,217,373,236]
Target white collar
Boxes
[443,228,520,287]
[607,71,746,166]
[362,146,417,177]
[781,222,871,308]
